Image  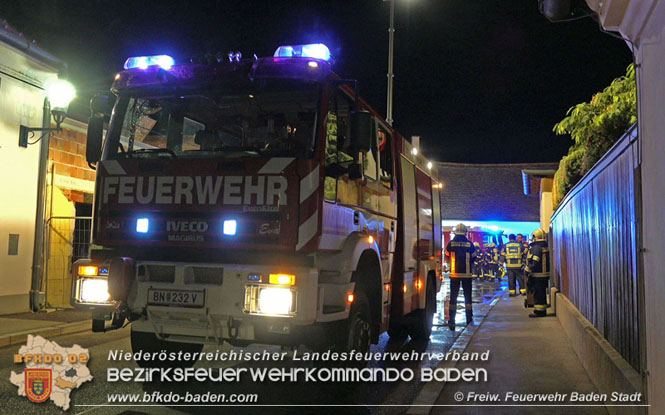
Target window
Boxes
[363,121,378,181]
[109,79,320,159]
[324,87,355,201]
[378,125,393,188]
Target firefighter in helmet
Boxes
[481,243,492,280]
[525,228,550,317]
[502,234,526,296]
[445,223,477,329]
[472,242,481,278]
[488,242,498,280]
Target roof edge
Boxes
[0,19,67,72]
[435,161,559,168]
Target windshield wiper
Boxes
[129,148,177,158]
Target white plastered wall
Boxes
[0,41,58,314]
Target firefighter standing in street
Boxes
[517,234,528,265]
[472,242,481,278]
[503,234,526,296]
[445,223,477,330]
[525,229,550,317]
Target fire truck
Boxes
[71,44,442,365]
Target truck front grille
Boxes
[138,264,176,283]
[185,266,223,285]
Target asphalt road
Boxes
[1,279,506,415]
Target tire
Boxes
[388,322,408,341]
[336,290,372,357]
[409,280,436,341]
[130,328,203,368]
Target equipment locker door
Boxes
[400,156,418,314]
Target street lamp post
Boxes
[385,0,395,126]
[20,79,76,311]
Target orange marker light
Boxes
[416,279,423,291]
[347,294,354,303]
[368,235,374,244]
[269,274,296,285]
[403,284,408,293]
[79,266,98,276]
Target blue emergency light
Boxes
[124,55,175,70]
[274,43,332,61]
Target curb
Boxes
[0,320,91,349]
[407,289,506,415]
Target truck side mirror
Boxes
[86,116,104,163]
[349,110,372,153]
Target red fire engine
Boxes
[71,44,442,364]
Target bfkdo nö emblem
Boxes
[25,368,52,403]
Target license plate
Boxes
[148,289,205,307]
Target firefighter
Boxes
[488,243,498,281]
[445,223,477,329]
[516,234,528,295]
[525,228,550,317]
[481,243,492,280]
[503,234,526,296]
[472,242,481,278]
[492,242,505,281]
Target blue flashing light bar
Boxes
[124,55,175,70]
[274,43,331,61]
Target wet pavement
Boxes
[0,278,507,415]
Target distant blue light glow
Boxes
[442,220,541,237]
[223,220,237,236]
[274,43,331,61]
[136,218,149,233]
[124,55,175,70]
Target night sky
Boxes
[0,0,632,163]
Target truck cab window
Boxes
[324,87,355,201]
[378,126,393,187]
[363,121,378,181]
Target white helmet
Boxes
[532,228,547,242]
[454,223,468,235]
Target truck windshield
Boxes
[106,79,320,159]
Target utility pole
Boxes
[386,0,395,126]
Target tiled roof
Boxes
[436,162,559,222]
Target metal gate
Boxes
[44,216,92,308]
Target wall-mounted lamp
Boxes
[18,79,76,147]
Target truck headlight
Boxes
[244,285,296,316]
[258,288,294,315]
[79,278,111,303]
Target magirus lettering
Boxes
[102,175,287,206]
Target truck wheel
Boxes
[337,290,372,356]
[130,328,203,368]
[409,281,436,341]
[388,323,408,341]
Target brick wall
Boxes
[48,121,95,204]
[48,126,95,181]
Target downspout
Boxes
[29,98,52,311]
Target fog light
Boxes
[79,278,111,303]
[258,287,294,315]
